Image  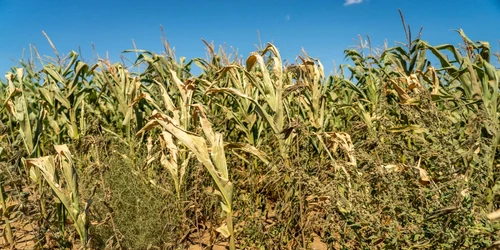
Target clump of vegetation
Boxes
[1,11,500,249]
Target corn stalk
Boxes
[137,104,236,249]
[0,181,14,246]
[206,43,293,164]
[39,51,96,141]
[94,62,144,155]
[3,69,44,158]
[24,144,89,245]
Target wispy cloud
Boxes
[344,0,363,6]
[285,14,291,21]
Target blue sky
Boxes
[1,0,499,76]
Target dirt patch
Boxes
[1,186,38,249]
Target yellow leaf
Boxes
[216,224,231,238]
[488,209,500,221]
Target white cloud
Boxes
[344,0,363,6]
[285,14,291,21]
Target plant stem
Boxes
[0,184,14,246]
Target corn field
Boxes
[1,21,500,249]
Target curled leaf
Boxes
[216,223,231,238]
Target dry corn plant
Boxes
[140,69,195,199]
[142,69,269,198]
[136,60,269,247]
[93,61,146,155]
[205,43,295,165]
[342,49,386,137]
[137,104,236,250]
[24,144,90,246]
[296,56,327,130]
[3,69,44,158]
[200,64,265,147]
[38,50,96,141]
[3,69,54,219]
[283,52,358,189]
[32,33,98,141]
